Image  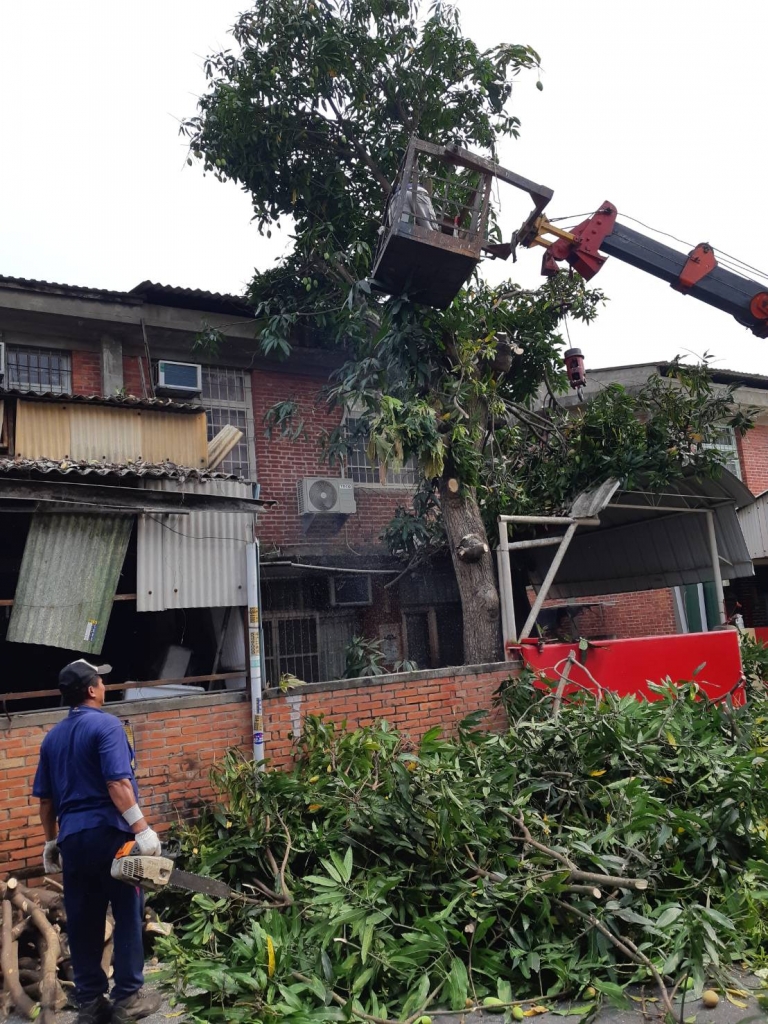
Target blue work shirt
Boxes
[33,705,138,843]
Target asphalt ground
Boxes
[8,969,767,1024]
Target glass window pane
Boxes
[6,346,71,394]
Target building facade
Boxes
[0,276,463,711]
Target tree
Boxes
[185,0,751,663]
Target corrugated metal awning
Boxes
[526,471,755,599]
[738,490,768,560]
[7,514,132,654]
[136,479,254,611]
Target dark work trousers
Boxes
[59,826,144,1005]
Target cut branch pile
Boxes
[156,679,768,1024]
[0,876,166,1021]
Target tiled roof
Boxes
[0,388,204,413]
[129,280,253,316]
[0,275,254,318]
[0,456,242,482]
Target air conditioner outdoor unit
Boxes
[0,340,5,380]
[298,477,356,515]
[155,360,202,395]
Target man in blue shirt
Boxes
[34,660,163,1024]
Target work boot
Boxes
[76,995,112,1024]
[111,988,163,1022]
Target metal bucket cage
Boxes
[371,138,493,308]
[369,137,554,309]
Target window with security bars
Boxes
[262,615,320,686]
[346,416,419,486]
[201,366,256,479]
[6,346,72,394]
[703,426,742,481]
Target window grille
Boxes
[262,615,320,686]
[346,416,419,486]
[6,346,72,394]
[201,366,256,479]
[703,426,742,481]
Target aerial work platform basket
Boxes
[369,137,552,308]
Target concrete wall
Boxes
[0,661,515,875]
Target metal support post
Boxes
[246,540,265,770]
[519,522,579,640]
[705,510,726,625]
[496,520,516,651]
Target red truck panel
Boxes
[513,631,744,705]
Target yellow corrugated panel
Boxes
[140,410,207,467]
[69,406,143,462]
[15,401,71,459]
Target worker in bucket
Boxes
[33,659,163,1024]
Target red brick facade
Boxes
[0,662,514,875]
[544,589,677,640]
[70,349,101,395]
[251,368,413,553]
[122,353,150,398]
[737,424,768,496]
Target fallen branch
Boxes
[552,898,677,1021]
[1,900,38,1019]
[9,891,61,1024]
[507,813,649,891]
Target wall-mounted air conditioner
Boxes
[330,574,372,607]
[155,360,202,395]
[297,477,356,515]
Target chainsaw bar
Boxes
[168,869,235,899]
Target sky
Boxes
[0,1,766,375]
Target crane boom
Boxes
[517,200,768,338]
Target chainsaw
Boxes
[110,839,240,900]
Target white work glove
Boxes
[134,827,162,856]
[43,840,62,874]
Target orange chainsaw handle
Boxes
[114,838,179,860]
[115,840,138,859]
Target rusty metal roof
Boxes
[0,274,141,303]
[0,275,254,318]
[0,387,204,413]
[129,281,254,316]
[0,456,242,482]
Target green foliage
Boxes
[482,357,755,522]
[158,686,768,1022]
[344,635,387,677]
[740,633,768,690]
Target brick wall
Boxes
[122,353,151,398]
[0,661,515,875]
[542,588,677,638]
[71,350,102,395]
[252,368,413,551]
[737,424,768,495]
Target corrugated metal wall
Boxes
[739,497,768,560]
[15,401,207,467]
[15,401,70,459]
[69,406,143,462]
[136,479,254,611]
[139,410,208,467]
[7,514,132,654]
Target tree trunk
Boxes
[439,477,502,664]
